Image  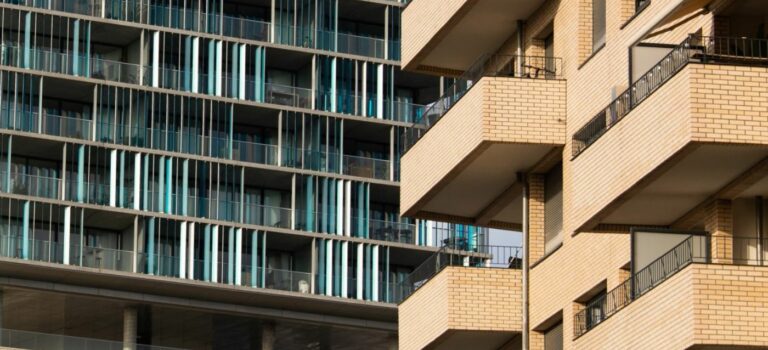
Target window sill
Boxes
[578,43,606,70]
[620,1,651,30]
[530,241,563,269]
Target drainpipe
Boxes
[521,173,529,350]
[516,21,524,77]
[757,196,763,264]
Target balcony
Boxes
[400,55,565,228]
[402,0,547,74]
[398,245,523,350]
[570,35,768,232]
[574,234,768,348]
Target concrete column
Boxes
[706,199,733,264]
[123,306,138,350]
[261,321,276,350]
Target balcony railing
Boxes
[342,154,390,181]
[573,234,708,338]
[401,54,563,152]
[399,244,522,303]
[572,35,768,158]
[0,327,182,350]
[264,82,313,109]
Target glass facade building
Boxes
[0,0,489,348]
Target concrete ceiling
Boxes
[420,143,553,225]
[430,330,519,350]
[418,0,546,72]
[602,145,768,226]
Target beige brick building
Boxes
[397,0,768,349]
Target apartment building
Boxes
[398,0,768,349]
[0,0,505,349]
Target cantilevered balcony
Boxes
[571,35,768,232]
[573,233,768,348]
[400,55,565,229]
[402,0,547,74]
[398,245,523,350]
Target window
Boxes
[544,322,563,350]
[585,290,607,328]
[544,32,556,78]
[544,163,563,254]
[592,0,606,52]
[636,0,650,11]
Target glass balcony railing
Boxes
[221,14,271,42]
[232,138,278,165]
[72,245,134,272]
[367,218,414,244]
[342,154,390,181]
[0,108,92,140]
[256,267,312,293]
[264,82,312,109]
[2,170,61,199]
[0,233,66,263]
[1,1,398,60]
[242,202,292,229]
[0,327,182,350]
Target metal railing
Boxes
[572,35,768,158]
[573,235,708,338]
[402,54,562,152]
[400,244,522,303]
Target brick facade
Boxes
[398,267,522,350]
[399,0,768,349]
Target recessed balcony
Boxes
[571,35,768,232]
[402,0,548,75]
[400,55,565,229]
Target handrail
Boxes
[572,35,768,158]
[401,54,563,153]
[398,244,523,303]
[573,235,707,338]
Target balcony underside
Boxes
[407,142,557,229]
[595,143,768,227]
[428,330,519,350]
[402,0,545,75]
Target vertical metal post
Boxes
[516,21,524,77]
[757,196,763,264]
[521,173,529,350]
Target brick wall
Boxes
[690,64,768,145]
[482,77,566,145]
[398,267,522,350]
